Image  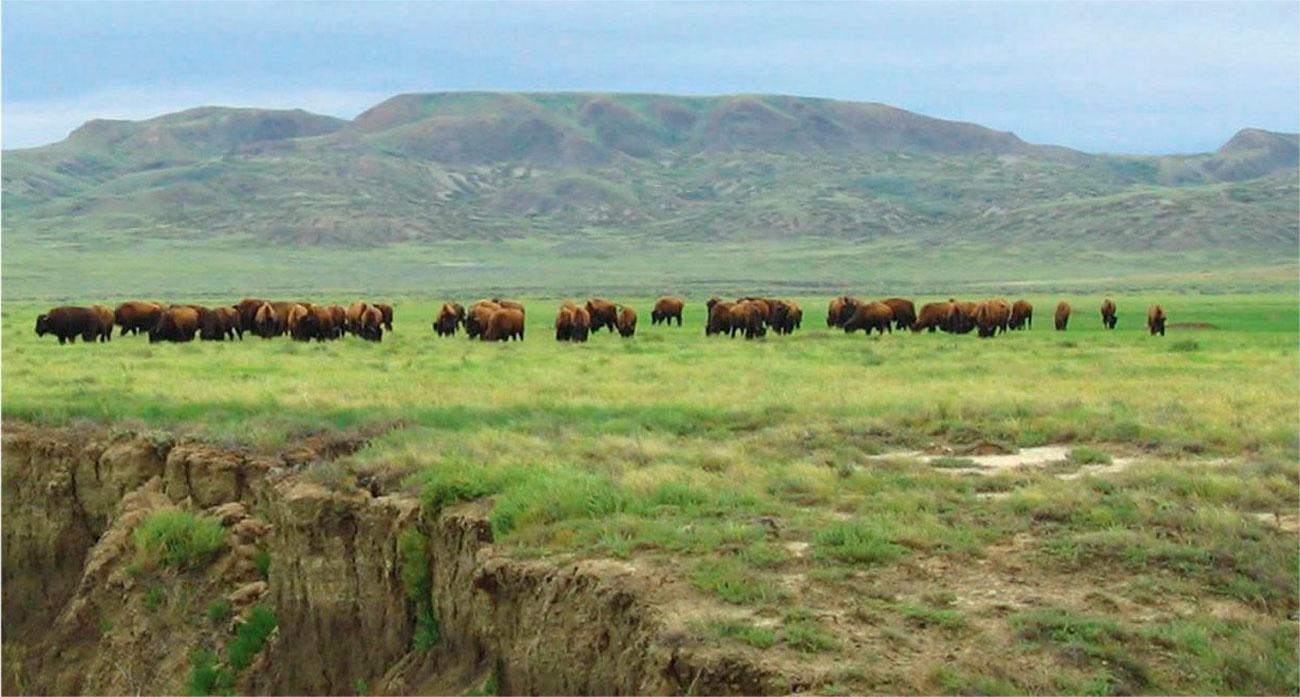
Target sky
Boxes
[3,1,1298,154]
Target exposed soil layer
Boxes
[1,423,782,695]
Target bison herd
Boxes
[34,299,393,344]
[34,295,1172,346]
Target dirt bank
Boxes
[2,423,781,695]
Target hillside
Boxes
[2,93,1296,296]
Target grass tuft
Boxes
[134,510,226,570]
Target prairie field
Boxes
[4,292,1298,693]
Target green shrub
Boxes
[1068,446,1112,465]
[185,649,234,696]
[227,606,277,670]
[413,605,440,651]
[691,558,785,605]
[782,622,839,653]
[929,456,978,469]
[814,521,909,565]
[901,602,966,630]
[144,586,166,611]
[252,549,271,579]
[707,619,777,648]
[206,600,233,624]
[134,510,226,570]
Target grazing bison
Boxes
[652,297,685,326]
[880,298,916,331]
[844,301,893,336]
[114,301,163,336]
[150,306,200,343]
[1101,299,1118,329]
[974,299,1012,338]
[357,305,384,342]
[1147,305,1166,336]
[328,306,347,339]
[485,308,525,341]
[253,303,280,338]
[434,303,462,337]
[707,300,735,336]
[948,300,979,335]
[375,303,394,331]
[617,306,637,338]
[218,307,242,339]
[555,303,576,341]
[285,304,316,341]
[729,301,767,339]
[234,298,268,334]
[35,306,101,344]
[309,304,335,341]
[739,298,772,326]
[1054,302,1071,331]
[570,305,591,342]
[586,298,619,333]
[197,306,229,341]
[1009,300,1033,330]
[913,302,953,333]
[466,300,501,340]
[770,300,798,335]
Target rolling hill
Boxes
[2,93,1296,297]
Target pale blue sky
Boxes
[4,1,1297,153]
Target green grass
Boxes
[206,600,233,624]
[133,511,226,570]
[227,606,276,671]
[185,650,234,697]
[705,619,778,649]
[1066,445,1112,465]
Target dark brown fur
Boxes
[1147,305,1166,336]
[586,298,619,333]
[880,298,916,331]
[843,301,893,336]
[1054,302,1071,331]
[114,301,163,336]
[149,306,200,343]
[617,306,637,338]
[1101,299,1118,330]
[651,297,685,326]
[485,308,525,341]
[1009,300,1033,330]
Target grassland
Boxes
[4,293,1297,693]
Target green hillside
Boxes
[3,93,1296,298]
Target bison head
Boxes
[34,314,49,336]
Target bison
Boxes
[149,306,200,343]
[1101,299,1117,330]
[1054,302,1071,331]
[1147,305,1166,336]
[555,303,576,341]
[196,306,229,341]
[1009,300,1033,330]
[234,298,269,335]
[375,303,394,331]
[707,300,735,336]
[827,296,861,328]
[570,305,591,342]
[466,300,501,340]
[948,300,979,335]
[729,301,766,339]
[35,306,103,344]
[651,297,684,326]
[253,303,280,338]
[617,306,637,337]
[485,308,525,341]
[880,298,916,331]
[843,301,893,336]
[114,301,163,336]
[435,303,462,337]
[974,299,1012,338]
[913,302,953,333]
[357,305,384,342]
[586,298,619,333]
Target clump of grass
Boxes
[781,609,839,653]
[929,456,978,469]
[398,528,440,651]
[1169,340,1200,352]
[134,510,226,570]
[691,558,785,605]
[143,586,166,612]
[706,619,777,649]
[252,549,271,579]
[901,602,966,630]
[227,606,277,670]
[206,600,233,624]
[1067,446,1112,465]
[185,649,235,696]
[813,521,909,565]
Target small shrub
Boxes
[782,622,839,653]
[901,602,966,630]
[207,600,233,624]
[413,605,440,651]
[134,510,226,570]
[1068,446,1112,465]
[814,521,909,565]
[1169,340,1200,353]
[144,586,166,612]
[185,649,235,696]
[252,549,271,580]
[691,559,785,605]
[707,619,777,648]
[929,456,979,469]
[355,678,369,696]
[227,606,277,670]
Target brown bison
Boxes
[1101,299,1117,330]
[948,300,979,334]
[974,299,1012,338]
[770,300,801,335]
[466,300,501,340]
[570,305,591,342]
[617,306,637,338]
[844,301,893,336]
[739,298,772,325]
[309,304,335,341]
[729,301,767,339]
[328,305,347,339]
[114,301,163,336]
[197,306,229,341]
[285,304,315,341]
[375,303,394,331]
[1009,300,1033,330]
[345,301,368,335]
[880,298,916,331]
[651,297,685,326]
[35,306,104,344]
[253,303,280,338]
[1147,305,1166,336]
[555,303,576,341]
[913,302,953,333]
[1054,302,1071,331]
[234,298,268,335]
[827,296,862,328]
[586,298,619,333]
[88,305,115,342]
[434,303,462,337]
[485,308,525,341]
[149,306,200,343]
[357,305,384,342]
[707,300,735,336]
[218,307,243,340]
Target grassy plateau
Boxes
[3,292,1297,693]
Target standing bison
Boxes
[706,300,734,336]
[1009,300,1033,330]
[485,308,525,341]
[434,303,462,337]
[149,306,200,343]
[771,300,802,335]
[880,298,916,331]
[114,301,163,336]
[651,297,684,326]
[466,300,501,339]
[35,306,104,344]
[253,303,280,338]
[948,300,979,334]
[913,302,953,333]
[1147,305,1167,336]
[570,305,591,342]
[1101,299,1118,329]
[827,296,862,328]
[555,303,576,341]
[1054,302,1071,331]
[586,298,619,333]
[844,301,893,336]
[973,299,1012,338]
[729,301,767,339]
